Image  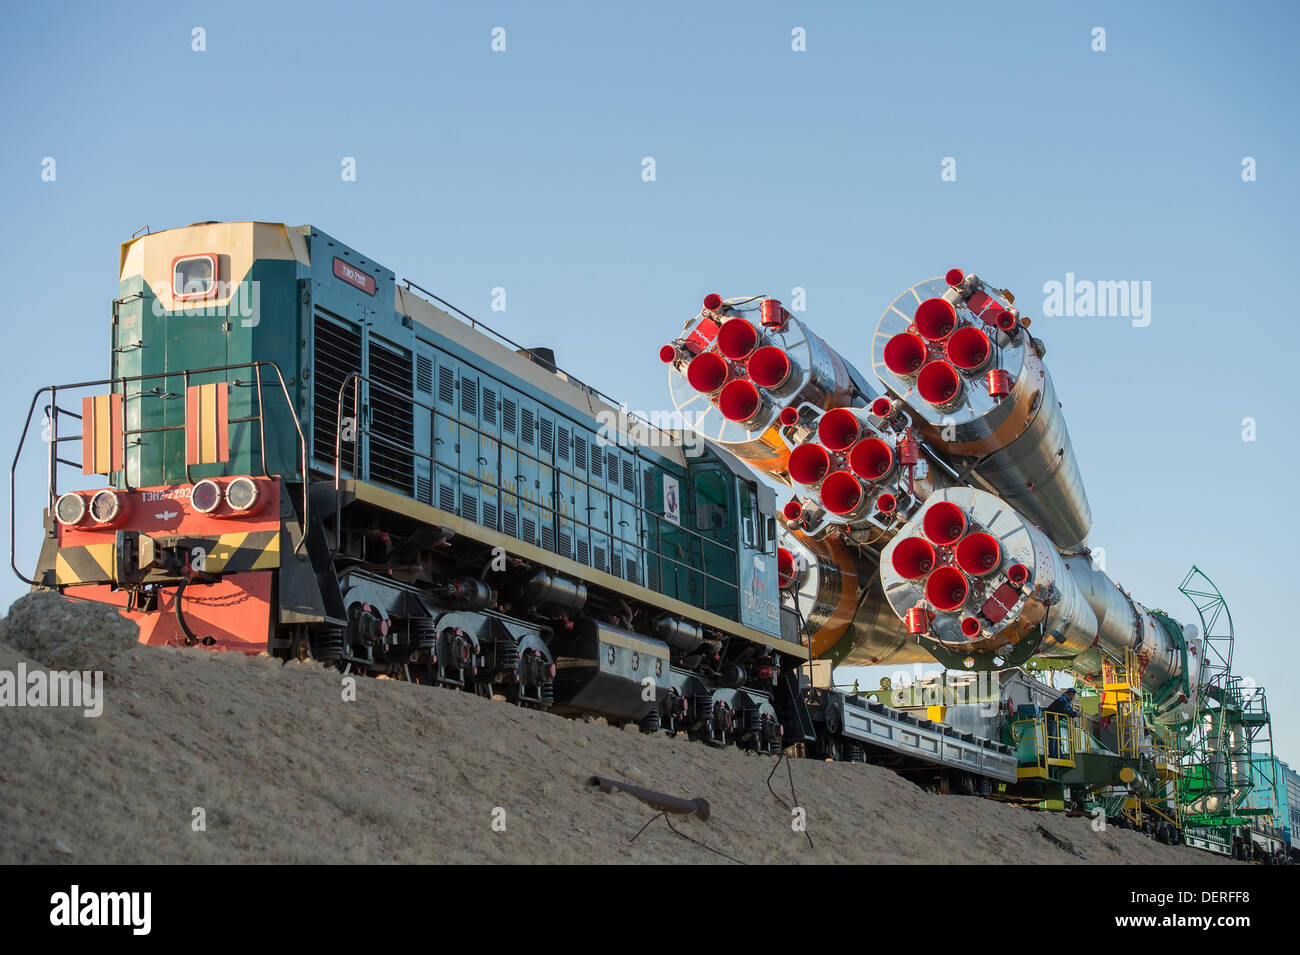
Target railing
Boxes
[10,361,308,585]
[400,279,683,452]
[330,371,743,613]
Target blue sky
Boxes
[1,1,1296,759]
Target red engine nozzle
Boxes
[1007,563,1030,586]
[960,615,982,638]
[883,333,928,377]
[946,326,993,372]
[778,406,799,426]
[923,501,967,546]
[916,361,963,406]
[659,343,680,363]
[777,547,796,589]
[686,353,730,394]
[748,346,792,389]
[702,293,723,313]
[914,298,959,342]
[996,308,1018,332]
[717,318,760,360]
[848,437,895,481]
[820,470,866,516]
[955,532,1002,577]
[926,566,970,612]
[892,537,936,580]
[787,443,831,486]
[718,379,764,423]
[876,492,897,515]
[782,499,803,521]
[871,396,895,418]
[817,407,862,452]
[945,268,965,287]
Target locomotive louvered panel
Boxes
[460,495,478,523]
[591,448,602,478]
[311,313,362,467]
[574,436,587,471]
[461,377,479,417]
[438,483,456,513]
[558,426,570,460]
[415,355,433,395]
[521,408,534,443]
[594,546,607,571]
[483,500,498,531]
[611,553,622,579]
[367,338,414,494]
[503,509,518,538]
[558,531,572,559]
[625,557,639,584]
[503,398,517,434]
[437,365,455,404]
[542,524,554,552]
[643,466,661,510]
[483,388,498,426]
[416,475,432,505]
[647,559,659,592]
[577,539,589,565]
[622,460,635,493]
[606,451,618,485]
[522,517,537,545]
[540,417,554,455]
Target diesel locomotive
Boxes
[16,221,805,752]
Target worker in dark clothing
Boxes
[1045,688,1078,758]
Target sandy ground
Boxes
[0,594,1227,865]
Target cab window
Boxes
[739,481,763,548]
[694,470,729,531]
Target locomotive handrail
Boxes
[400,279,683,452]
[330,371,744,602]
[10,360,309,586]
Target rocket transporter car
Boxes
[13,221,1284,857]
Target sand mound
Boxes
[0,596,1228,865]
[4,591,140,675]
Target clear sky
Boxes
[2,1,1296,759]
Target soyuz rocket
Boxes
[660,272,1200,722]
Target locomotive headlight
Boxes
[225,476,259,512]
[54,492,87,526]
[172,253,217,300]
[191,479,222,514]
[88,489,122,525]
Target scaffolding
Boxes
[1176,566,1279,858]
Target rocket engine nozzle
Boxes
[686,353,731,394]
[817,407,864,451]
[954,532,1002,577]
[718,379,765,423]
[820,470,869,517]
[925,566,971,612]
[946,326,993,373]
[914,298,959,342]
[717,318,760,360]
[748,346,793,389]
[777,547,796,589]
[702,293,723,313]
[848,437,895,482]
[922,501,967,546]
[883,333,928,377]
[891,537,936,580]
[916,361,964,407]
[787,442,832,486]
